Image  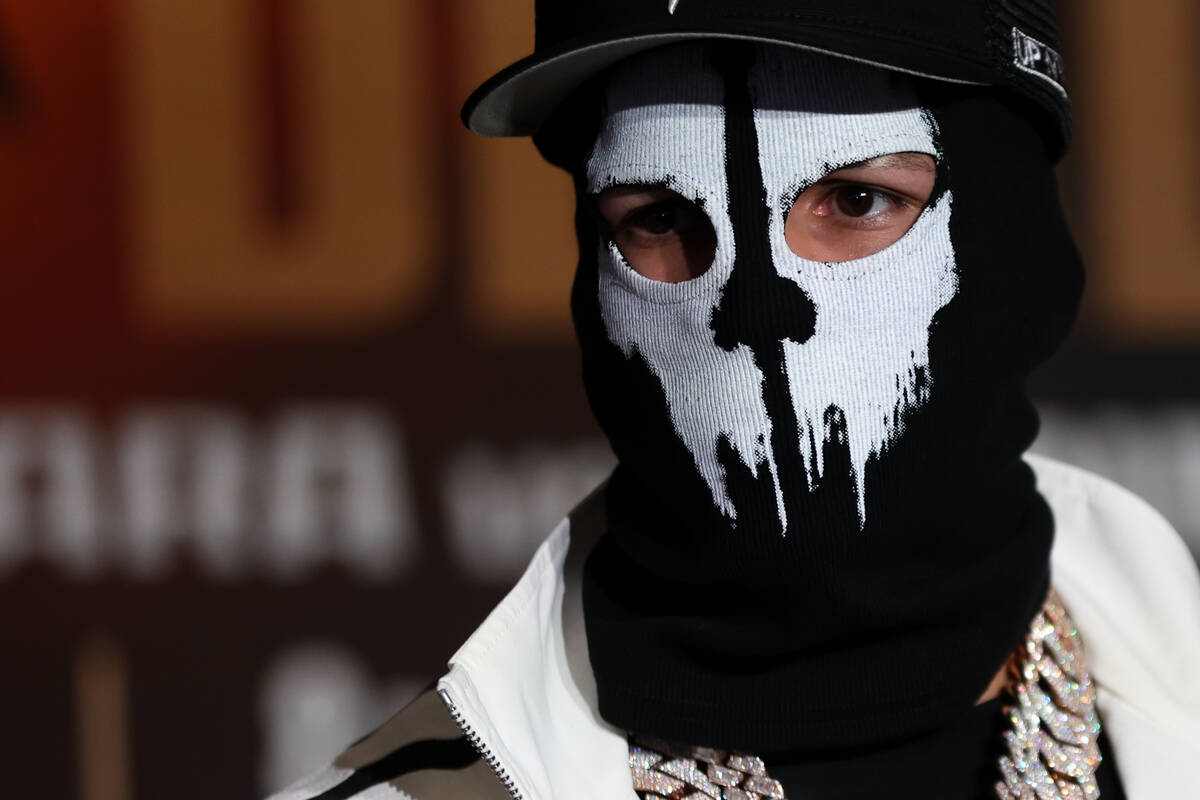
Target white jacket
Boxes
[274,455,1200,799]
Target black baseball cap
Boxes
[461,0,1071,155]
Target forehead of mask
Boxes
[586,43,938,222]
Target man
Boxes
[270,2,1200,798]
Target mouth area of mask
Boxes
[586,43,955,533]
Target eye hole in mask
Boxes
[784,151,937,263]
[593,186,717,283]
[592,151,936,283]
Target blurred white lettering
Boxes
[0,406,418,580]
[0,411,104,577]
[263,409,417,581]
[117,409,253,578]
[41,415,104,576]
[443,441,615,582]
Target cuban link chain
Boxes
[629,734,785,800]
[995,588,1101,800]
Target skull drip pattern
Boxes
[587,45,958,533]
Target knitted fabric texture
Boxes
[572,42,1083,751]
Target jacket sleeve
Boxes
[266,686,513,800]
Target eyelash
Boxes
[616,199,703,237]
[812,182,911,225]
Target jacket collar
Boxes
[1033,455,1200,797]
[437,485,632,799]
[437,457,1200,799]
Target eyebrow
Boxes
[843,152,936,172]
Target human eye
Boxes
[817,184,907,226]
[593,186,716,283]
[785,152,936,262]
[620,198,704,241]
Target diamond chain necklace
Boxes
[996,589,1101,799]
[628,589,1102,800]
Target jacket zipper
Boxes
[438,687,525,800]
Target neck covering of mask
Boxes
[567,42,1084,752]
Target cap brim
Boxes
[462,25,990,137]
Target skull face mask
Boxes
[561,41,1085,751]
[588,44,956,531]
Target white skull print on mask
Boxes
[586,44,958,531]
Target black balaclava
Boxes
[553,42,1083,752]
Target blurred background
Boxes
[0,1,1196,798]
